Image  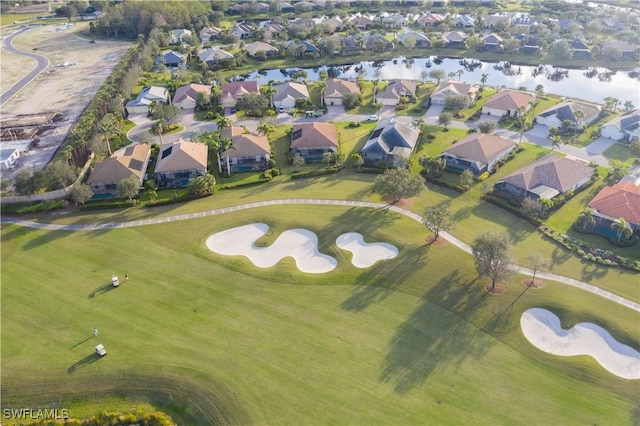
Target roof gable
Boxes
[87,144,150,184]
[222,127,270,157]
[444,134,514,164]
[589,181,640,226]
[154,139,208,173]
[291,122,339,149]
[484,90,535,111]
[500,155,593,194]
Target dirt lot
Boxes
[0,22,131,181]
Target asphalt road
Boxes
[0,25,50,106]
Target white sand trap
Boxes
[335,232,398,268]
[205,223,337,274]
[520,308,640,380]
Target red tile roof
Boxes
[589,181,640,226]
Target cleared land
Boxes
[0,23,130,180]
[1,204,639,424]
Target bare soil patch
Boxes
[484,282,508,295]
[521,278,546,289]
[424,234,448,246]
[0,23,131,181]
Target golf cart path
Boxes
[2,198,638,312]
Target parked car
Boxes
[367,115,379,121]
[278,106,285,113]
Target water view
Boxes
[245,57,640,105]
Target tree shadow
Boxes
[341,244,429,312]
[549,247,572,266]
[453,205,473,222]
[67,353,102,374]
[379,270,493,394]
[507,227,529,243]
[580,262,608,283]
[89,283,118,298]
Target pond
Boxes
[244,56,640,105]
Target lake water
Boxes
[244,56,640,105]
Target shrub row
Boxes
[145,192,212,207]
[539,225,640,272]
[80,200,135,211]
[1,200,65,214]
[219,179,270,190]
[423,175,466,193]
[290,168,340,180]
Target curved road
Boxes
[2,198,638,312]
[1,26,50,106]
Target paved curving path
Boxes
[2,199,638,312]
[0,26,50,106]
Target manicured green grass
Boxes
[603,143,637,164]
[1,12,50,26]
[1,205,638,424]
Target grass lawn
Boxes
[603,143,638,164]
[1,205,638,424]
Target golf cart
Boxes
[111,275,119,287]
[95,344,107,356]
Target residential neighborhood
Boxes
[0,0,639,424]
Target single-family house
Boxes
[256,2,269,13]
[87,144,151,196]
[536,101,600,130]
[481,33,503,51]
[280,1,295,12]
[557,19,583,31]
[198,47,234,68]
[377,79,417,106]
[416,12,444,27]
[272,82,310,110]
[220,81,260,109]
[325,35,359,55]
[324,78,360,106]
[285,40,321,58]
[245,41,279,57]
[169,28,192,44]
[522,36,541,55]
[382,14,407,28]
[173,83,212,110]
[482,90,535,117]
[220,127,271,173]
[397,31,430,48]
[431,0,448,6]
[587,180,640,241]
[430,80,479,106]
[349,14,375,30]
[595,17,625,32]
[494,155,593,204]
[602,40,638,60]
[513,15,541,31]
[0,147,20,170]
[154,50,187,71]
[441,133,515,175]
[570,39,591,59]
[454,14,475,28]
[600,109,640,143]
[231,23,254,39]
[290,122,339,162]
[323,16,344,32]
[362,33,394,51]
[361,118,419,167]
[262,23,286,41]
[199,26,223,42]
[483,14,510,28]
[442,31,468,48]
[153,139,208,188]
[125,86,169,114]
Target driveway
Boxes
[127,110,217,144]
[379,105,395,118]
[424,104,444,121]
[584,137,616,155]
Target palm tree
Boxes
[216,116,232,132]
[480,72,488,86]
[317,79,327,107]
[257,123,275,138]
[210,85,222,106]
[260,84,277,107]
[611,217,633,242]
[220,137,236,177]
[550,135,562,152]
[577,207,596,230]
[193,130,222,173]
[99,119,113,155]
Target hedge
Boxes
[219,179,271,190]
[290,168,340,180]
[145,192,212,207]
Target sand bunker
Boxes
[205,223,337,274]
[520,308,640,380]
[335,232,398,268]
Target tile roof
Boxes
[589,181,640,226]
[324,78,359,98]
[222,127,270,157]
[291,122,339,149]
[431,79,478,100]
[245,41,278,56]
[87,143,150,185]
[173,83,211,104]
[483,90,535,111]
[272,82,310,102]
[377,79,417,101]
[221,81,260,99]
[154,139,208,174]
[362,118,419,157]
[444,133,514,164]
[500,155,593,194]
[538,101,600,123]
[442,31,468,43]
[198,47,234,62]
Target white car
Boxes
[278,106,285,113]
[367,115,379,121]
[95,344,107,356]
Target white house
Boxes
[172,83,212,110]
[536,101,600,130]
[125,86,169,114]
[600,109,640,142]
[272,82,310,110]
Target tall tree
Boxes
[577,207,596,230]
[526,252,548,287]
[550,135,563,152]
[70,183,93,207]
[472,230,514,292]
[460,169,474,190]
[372,168,425,204]
[257,123,275,138]
[116,176,141,203]
[428,69,445,84]
[422,204,456,242]
[438,111,452,130]
[477,120,496,134]
[220,137,236,176]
